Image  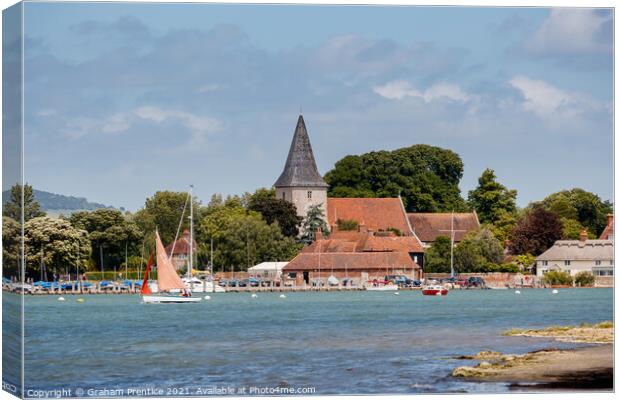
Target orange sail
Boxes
[140,254,153,295]
[156,231,187,292]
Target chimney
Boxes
[315,228,322,241]
[579,229,588,242]
[359,223,367,233]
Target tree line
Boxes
[2,185,323,279]
[3,144,613,278]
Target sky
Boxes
[17,2,614,211]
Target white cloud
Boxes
[101,113,131,133]
[373,80,469,103]
[509,75,607,118]
[525,9,612,55]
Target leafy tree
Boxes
[3,184,45,222]
[508,206,563,256]
[198,202,300,271]
[512,254,536,273]
[561,218,588,240]
[574,271,595,287]
[423,236,452,273]
[537,188,613,237]
[324,145,468,212]
[69,209,143,269]
[487,209,518,244]
[542,270,573,286]
[2,216,21,277]
[468,169,517,226]
[454,227,504,273]
[247,188,302,237]
[300,204,329,244]
[134,191,202,246]
[336,219,359,231]
[24,217,91,277]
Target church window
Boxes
[307,191,312,199]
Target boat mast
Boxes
[189,185,194,282]
[210,237,214,293]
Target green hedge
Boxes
[542,270,573,286]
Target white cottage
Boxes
[536,230,614,278]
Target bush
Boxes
[574,271,595,287]
[336,219,359,231]
[542,270,573,286]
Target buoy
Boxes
[393,292,400,295]
[204,295,211,300]
[76,298,85,303]
[57,297,65,302]
[515,290,521,294]
[279,294,286,298]
[552,289,559,294]
[251,293,257,298]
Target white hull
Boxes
[365,284,399,291]
[142,295,202,303]
[149,280,225,293]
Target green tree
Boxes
[423,236,452,273]
[69,209,143,269]
[2,216,21,277]
[542,270,573,286]
[24,217,91,277]
[3,184,45,222]
[574,271,595,287]
[199,202,300,271]
[467,169,517,226]
[300,204,329,244]
[561,218,587,240]
[508,206,563,256]
[134,191,202,246]
[537,189,613,237]
[512,254,536,273]
[454,227,504,273]
[247,188,302,237]
[324,145,468,212]
[487,209,518,244]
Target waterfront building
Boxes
[406,212,480,247]
[165,229,197,271]
[283,228,424,286]
[247,261,289,281]
[326,197,415,236]
[535,229,614,279]
[274,115,329,218]
[599,214,614,240]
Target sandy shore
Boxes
[452,321,614,390]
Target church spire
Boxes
[274,115,328,188]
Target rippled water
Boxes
[5,288,614,396]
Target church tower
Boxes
[274,115,328,218]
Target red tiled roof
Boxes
[302,231,424,254]
[283,252,420,271]
[165,230,197,256]
[407,212,480,243]
[599,214,614,240]
[327,198,413,235]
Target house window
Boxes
[595,260,601,266]
[564,260,571,266]
[307,191,312,199]
[542,261,548,266]
[282,192,286,200]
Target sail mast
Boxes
[189,185,194,282]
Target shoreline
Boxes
[452,322,614,391]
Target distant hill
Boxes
[2,189,122,214]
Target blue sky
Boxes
[19,3,613,211]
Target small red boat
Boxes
[422,285,449,296]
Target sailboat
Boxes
[140,230,201,304]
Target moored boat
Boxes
[422,285,448,296]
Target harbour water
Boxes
[5,288,614,395]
